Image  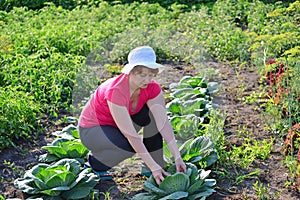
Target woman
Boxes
[79,46,186,185]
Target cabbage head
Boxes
[132,163,216,200]
[14,159,99,200]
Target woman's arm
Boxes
[107,100,169,184]
[147,91,186,173]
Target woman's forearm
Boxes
[166,138,181,160]
[160,120,181,160]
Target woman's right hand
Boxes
[151,167,171,185]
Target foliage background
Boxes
[0,0,299,187]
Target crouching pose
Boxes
[78,46,186,185]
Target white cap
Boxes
[122,46,165,74]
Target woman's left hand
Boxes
[175,157,186,173]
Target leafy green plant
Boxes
[14,158,99,200]
[51,124,79,140]
[132,163,216,200]
[169,114,202,140]
[39,125,88,163]
[39,138,89,164]
[228,138,274,168]
[167,76,213,113]
[166,76,214,141]
[179,136,218,169]
[164,136,218,170]
[0,88,41,150]
[163,76,218,170]
[253,180,269,200]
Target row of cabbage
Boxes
[131,76,219,199]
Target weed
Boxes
[99,186,115,200]
[253,180,269,200]
[114,191,130,200]
[235,169,260,185]
[88,190,100,200]
[236,125,251,138]
[3,160,23,179]
[244,91,264,104]
[283,155,298,185]
[229,138,273,168]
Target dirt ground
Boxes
[1,61,300,200]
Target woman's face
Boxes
[130,66,157,89]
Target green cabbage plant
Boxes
[14,159,99,200]
[39,138,89,164]
[166,76,214,141]
[51,124,79,140]
[170,114,203,140]
[167,97,211,117]
[39,125,88,164]
[179,136,218,169]
[132,163,216,200]
[163,136,218,169]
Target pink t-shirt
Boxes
[79,73,161,128]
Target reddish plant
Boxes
[284,123,300,156]
[268,59,300,192]
[295,145,300,192]
[284,123,300,192]
[297,148,300,163]
[265,59,289,104]
[266,59,276,65]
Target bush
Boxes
[1,53,84,113]
[0,0,103,12]
[249,1,300,68]
[0,88,41,150]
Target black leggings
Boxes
[79,105,163,171]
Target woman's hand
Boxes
[151,158,186,185]
[175,157,186,173]
[151,167,171,185]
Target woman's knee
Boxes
[143,133,163,152]
[101,126,135,152]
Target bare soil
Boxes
[1,61,299,200]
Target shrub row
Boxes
[0,0,215,12]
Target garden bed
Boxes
[1,61,299,200]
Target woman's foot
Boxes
[141,167,152,177]
[84,164,113,180]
